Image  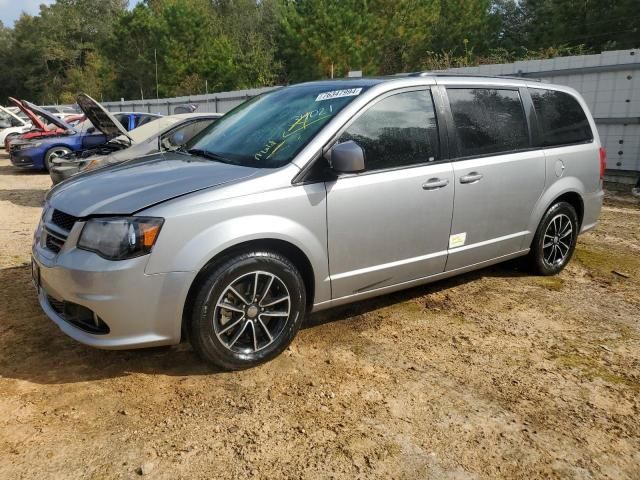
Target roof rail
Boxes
[406,71,542,82]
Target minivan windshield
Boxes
[187,84,368,168]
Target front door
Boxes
[326,89,454,299]
[443,87,546,271]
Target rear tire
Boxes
[189,250,306,370]
[44,146,71,172]
[528,201,579,275]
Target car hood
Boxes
[22,100,73,131]
[0,105,26,126]
[46,152,258,217]
[76,93,131,140]
[9,97,46,131]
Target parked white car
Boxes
[0,106,31,148]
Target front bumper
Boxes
[10,151,42,170]
[32,227,196,349]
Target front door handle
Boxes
[459,172,483,184]
[422,178,449,190]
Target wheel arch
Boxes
[527,175,588,241]
[552,191,584,228]
[181,238,316,340]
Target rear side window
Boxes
[447,88,529,157]
[529,88,593,146]
[339,90,439,171]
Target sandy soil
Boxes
[0,153,639,479]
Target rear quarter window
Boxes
[529,88,593,147]
[447,88,529,157]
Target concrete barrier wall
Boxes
[100,86,280,115]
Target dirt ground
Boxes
[0,153,639,480]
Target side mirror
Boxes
[326,140,365,173]
[170,131,185,145]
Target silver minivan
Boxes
[32,74,605,369]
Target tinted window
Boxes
[338,90,439,171]
[530,88,593,146]
[447,88,529,157]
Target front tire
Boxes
[189,250,306,370]
[44,146,71,171]
[528,201,579,275]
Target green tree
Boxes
[278,0,499,81]
[213,0,283,87]
[107,0,248,99]
[517,0,639,51]
[0,0,126,104]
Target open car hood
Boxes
[0,105,26,126]
[9,97,46,131]
[22,100,73,131]
[76,93,130,140]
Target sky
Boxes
[0,0,142,27]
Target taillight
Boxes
[599,147,607,180]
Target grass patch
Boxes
[574,244,640,281]
[556,353,635,386]
[534,276,565,291]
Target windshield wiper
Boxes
[186,148,229,163]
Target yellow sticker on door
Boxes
[449,232,467,249]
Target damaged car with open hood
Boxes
[4,97,84,151]
[49,111,222,185]
[10,93,159,171]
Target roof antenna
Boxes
[154,48,163,159]
[154,49,160,106]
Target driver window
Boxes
[338,90,440,171]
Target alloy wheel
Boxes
[46,148,71,169]
[212,271,291,354]
[542,213,573,267]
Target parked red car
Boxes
[4,98,82,150]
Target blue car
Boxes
[10,96,161,171]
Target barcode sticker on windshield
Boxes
[315,88,362,102]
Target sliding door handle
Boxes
[459,172,483,184]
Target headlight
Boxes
[78,217,164,260]
[17,142,41,149]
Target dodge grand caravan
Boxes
[32,75,605,369]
